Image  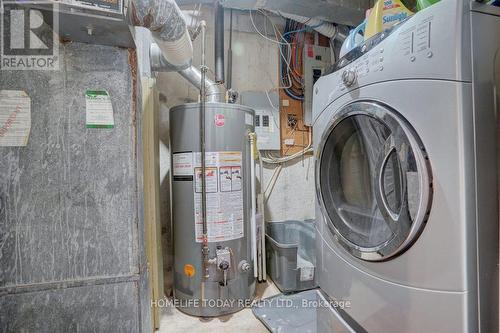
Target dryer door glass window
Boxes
[317,102,432,261]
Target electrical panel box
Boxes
[240,91,281,151]
[303,45,331,126]
[22,0,135,48]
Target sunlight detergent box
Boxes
[365,0,414,40]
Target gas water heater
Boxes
[170,102,256,317]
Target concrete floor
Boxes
[158,279,281,333]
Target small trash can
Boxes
[266,220,318,293]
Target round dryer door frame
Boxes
[316,101,433,261]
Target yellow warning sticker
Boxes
[184,264,196,277]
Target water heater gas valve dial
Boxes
[342,69,357,87]
[219,261,230,270]
[216,248,231,270]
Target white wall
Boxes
[260,158,316,222]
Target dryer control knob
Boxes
[342,69,357,87]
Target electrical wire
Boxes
[250,10,332,103]
[255,10,307,98]
[280,19,309,100]
[264,89,280,129]
[282,22,324,40]
[260,10,295,90]
[263,14,306,102]
[249,10,290,46]
[260,129,313,164]
[261,147,314,165]
[264,164,283,202]
[248,10,316,171]
[279,20,325,101]
[249,9,295,92]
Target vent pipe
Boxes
[214,2,225,84]
[131,0,225,102]
[179,66,226,102]
[150,43,226,102]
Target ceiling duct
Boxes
[130,0,225,102]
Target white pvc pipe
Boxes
[260,196,266,281]
[250,134,258,278]
[272,11,337,38]
[257,152,267,281]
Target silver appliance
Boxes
[312,0,500,331]
[170,102,256,317]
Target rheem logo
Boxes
[1,1,59,70]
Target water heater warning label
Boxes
[173,152,194,177]
[194,151,244,243]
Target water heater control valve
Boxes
[219,261,230,270]
[216,248,231,270]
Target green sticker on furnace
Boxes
[85,90,114,128]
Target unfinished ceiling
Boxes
[177,0,373,26]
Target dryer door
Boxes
[316,101,433,261]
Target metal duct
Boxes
[133,0,226,103]
[227,9,233,89]
[129,0,193,67]
[179,66,226,102]
[150,43,226,102]
[214,2,225,83]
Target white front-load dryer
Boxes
[312,1,500,332]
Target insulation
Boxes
[0,42,147,332]
[130,0,193,66]
[219,0,371,26]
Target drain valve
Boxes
[238,260,251,273]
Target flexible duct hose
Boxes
[129,0,193,67]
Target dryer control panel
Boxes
[312,0,473,123]
[327,23,398,75]
[334,50,386,93]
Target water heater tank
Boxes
[170,102,256,317]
